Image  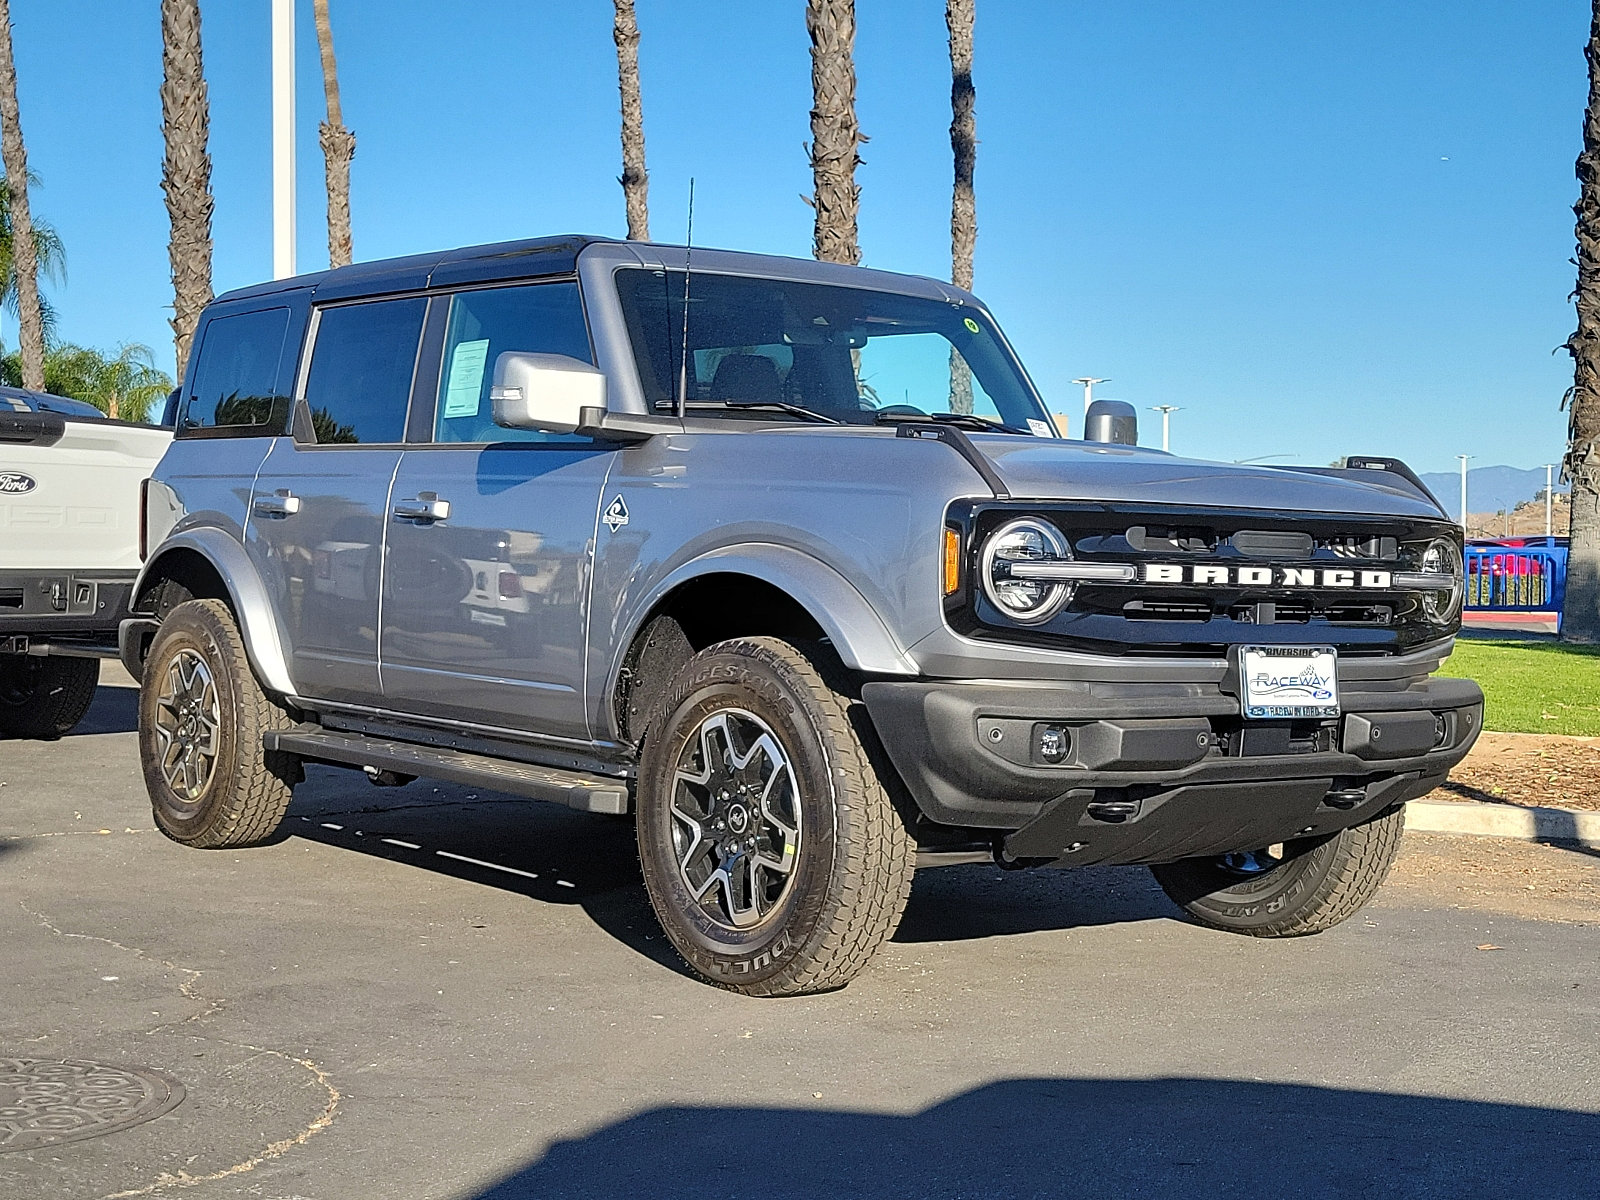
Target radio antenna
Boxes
[675,178,696,419]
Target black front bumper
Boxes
[861,674,1483,868]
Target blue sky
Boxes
[8,0,1588,473]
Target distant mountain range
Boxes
[1416,465,1568,520]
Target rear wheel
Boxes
[636,637,916,996]
[139,599,298,848]
[1150,806,1406,937]
[0,656,99,739]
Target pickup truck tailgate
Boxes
[0,417,172,572]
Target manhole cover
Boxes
[0,1058,185,1152]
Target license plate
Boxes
[1239,645,1339,719]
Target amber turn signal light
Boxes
[943,527,961,595]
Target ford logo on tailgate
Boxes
[0,472,37,494]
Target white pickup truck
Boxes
[1,386,171,737]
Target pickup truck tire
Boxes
[636,637,917,996]
[0,656,99,739]
[1149,805,1406,937]
[139,599,297,849]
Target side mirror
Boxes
[490,352,606,434]
[1084,399,1138,446]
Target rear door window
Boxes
[183,307,292,435]
[302,297,427,444]
[432,282,592,445]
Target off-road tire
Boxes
[636,637,917,996]
[1150,805,1406,937]
[139,599,298,848]
[0,656,99,739]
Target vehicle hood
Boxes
[969,437,1446,520]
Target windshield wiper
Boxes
[655,400,841,425]
[872,410,1032,435]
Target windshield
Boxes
[613,269,1050,430]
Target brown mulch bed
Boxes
[1424,730,1600,812]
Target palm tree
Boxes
[314,0,355,268]
[0,178,64,346]
[947,0,977,414]
[160,0,214,382]
[613,0,649,240]
[1565,2,1600,642]
[0,0,45,390]
[83,343,173,422]
[805,0,864,265]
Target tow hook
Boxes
[1085,798,1140,823]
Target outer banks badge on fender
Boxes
[602,495,630,533]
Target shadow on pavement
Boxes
[467,1076,1600,1199]
[68,680,139,737]
[281,768,1178,977]
[284,767,688,977]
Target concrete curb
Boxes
[1405,799,1600,849]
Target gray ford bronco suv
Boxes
[125,236,1482,995]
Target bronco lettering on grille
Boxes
[1139,564,1392,588]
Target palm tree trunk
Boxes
[806,0,863,265]
[0,0,44,390]
[1564,2,1600,642]
[613,0,649,241]
[160,0,214,382]
[314,0,355,269]
[947,0,977,414]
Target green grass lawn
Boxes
[1437,635,1600,736]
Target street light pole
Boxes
[271,0,295,280]
[1072,377,1108,418]
[1149,405,1181,452]
[1457,454,1471,532]
[1544,463,1555,538]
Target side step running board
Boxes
[264,726,630,815]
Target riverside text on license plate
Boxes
[1239,645,1339,719]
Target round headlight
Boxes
[981,518,1072,623]
[1418,537,1464,624]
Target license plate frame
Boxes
[1238,644,1339,720]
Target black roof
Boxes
[215,234,622,304]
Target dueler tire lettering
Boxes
[1150,806,1406,937]
[635,637,916,997]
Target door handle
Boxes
[392,492,451,523]
[252,489,301,518]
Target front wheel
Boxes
[0,655,99,739]
[635,637,916,996]
[138,599,298,848]
[1150,806,1406,937]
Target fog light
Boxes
[1035,724,1071,764]
[1433,712,1449,748]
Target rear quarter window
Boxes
[181,308,293,437]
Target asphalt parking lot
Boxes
[3,669,1598,1199]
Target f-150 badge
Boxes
[603,495,630,533]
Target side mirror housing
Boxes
[1084,399,1138,446]
[491,352,606,434]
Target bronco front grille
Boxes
[947,501,1459,658]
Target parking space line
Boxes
[435,850,541,881]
